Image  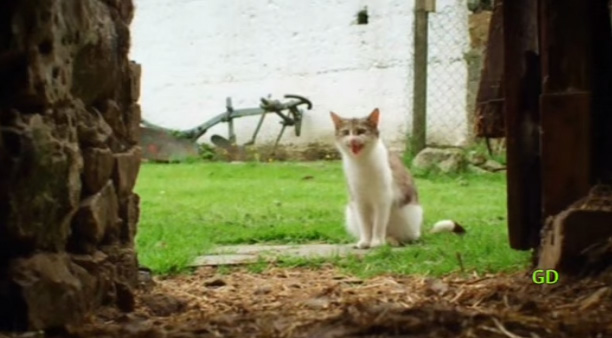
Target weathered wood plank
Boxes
[590,0,612,184]
[538,184,612,274]
[474,0,504,138]
[539,208,612,274]
[539,0,593,218]
[503,0,541,250]
[539,0,591,93]
[535,0,612,273]
[539,92,591,218]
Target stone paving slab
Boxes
[191,243,404,266]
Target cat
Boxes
[330,108,465,249]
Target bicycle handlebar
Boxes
[283,94,313,110]
[259,94,313,112]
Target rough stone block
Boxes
[68,3,124,106]
[0,0,140,331]
[82,147,115,194]
[7,253,95,330]
[3,113,82,252]
[71,251,116,307]
[71,181,120,247]
[102,246,139,288]
[77,105,113,148]
[128,62,141,102]
[125,103,141,145]
[412,147,466,173]
[6,0,127,108]
[119,193,140,244]
[101,0,135,23]
[98,100,127,140]
[113,146,142,198]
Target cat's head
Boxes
[330,108,380,157]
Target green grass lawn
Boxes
[134,161,531,277]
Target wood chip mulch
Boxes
[64,265,612,338]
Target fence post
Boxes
[411,0,434,156]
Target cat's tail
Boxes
[430,220,467,235]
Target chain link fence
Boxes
[411,0,494,152]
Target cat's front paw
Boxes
[385,236,401,247]
[354,240,370,249]
[370,238,386,248]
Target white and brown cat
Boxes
[330,108,465,249]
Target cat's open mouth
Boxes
[350,140,364,155]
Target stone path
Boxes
[191,244,404,266]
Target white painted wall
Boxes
[130,0,470,151]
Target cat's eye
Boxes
[341,129,350,136]
[356,128,367,135]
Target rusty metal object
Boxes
[139,94,313,161]
[140,126,199,162]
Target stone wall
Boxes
[0,0,141,331]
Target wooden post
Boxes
[411,0,433,155]
[537,0,612,274]
[591,0,612,184]
[502,0,542,250]
[539,0,592,220]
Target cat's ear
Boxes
[330,111,343,128]
[368,108,380,126]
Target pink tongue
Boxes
[351,143,364,154]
